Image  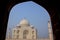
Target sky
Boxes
[6,1,51,38]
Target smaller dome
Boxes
[30,25,34,27]
[19,18,29,26]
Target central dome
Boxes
[19,18,29,26]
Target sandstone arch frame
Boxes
[0,0,59,40]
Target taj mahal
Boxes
[5,18,54,40]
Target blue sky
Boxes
[6,1,51,38]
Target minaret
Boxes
[7,28,11,39]
[48,20,53,40]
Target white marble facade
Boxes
[12,18,37,40]
[6,19,53,40]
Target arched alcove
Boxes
[5,1,54,40]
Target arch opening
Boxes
[5,1,54,40]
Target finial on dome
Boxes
[48,19,50,23]
[23,17,27,20]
